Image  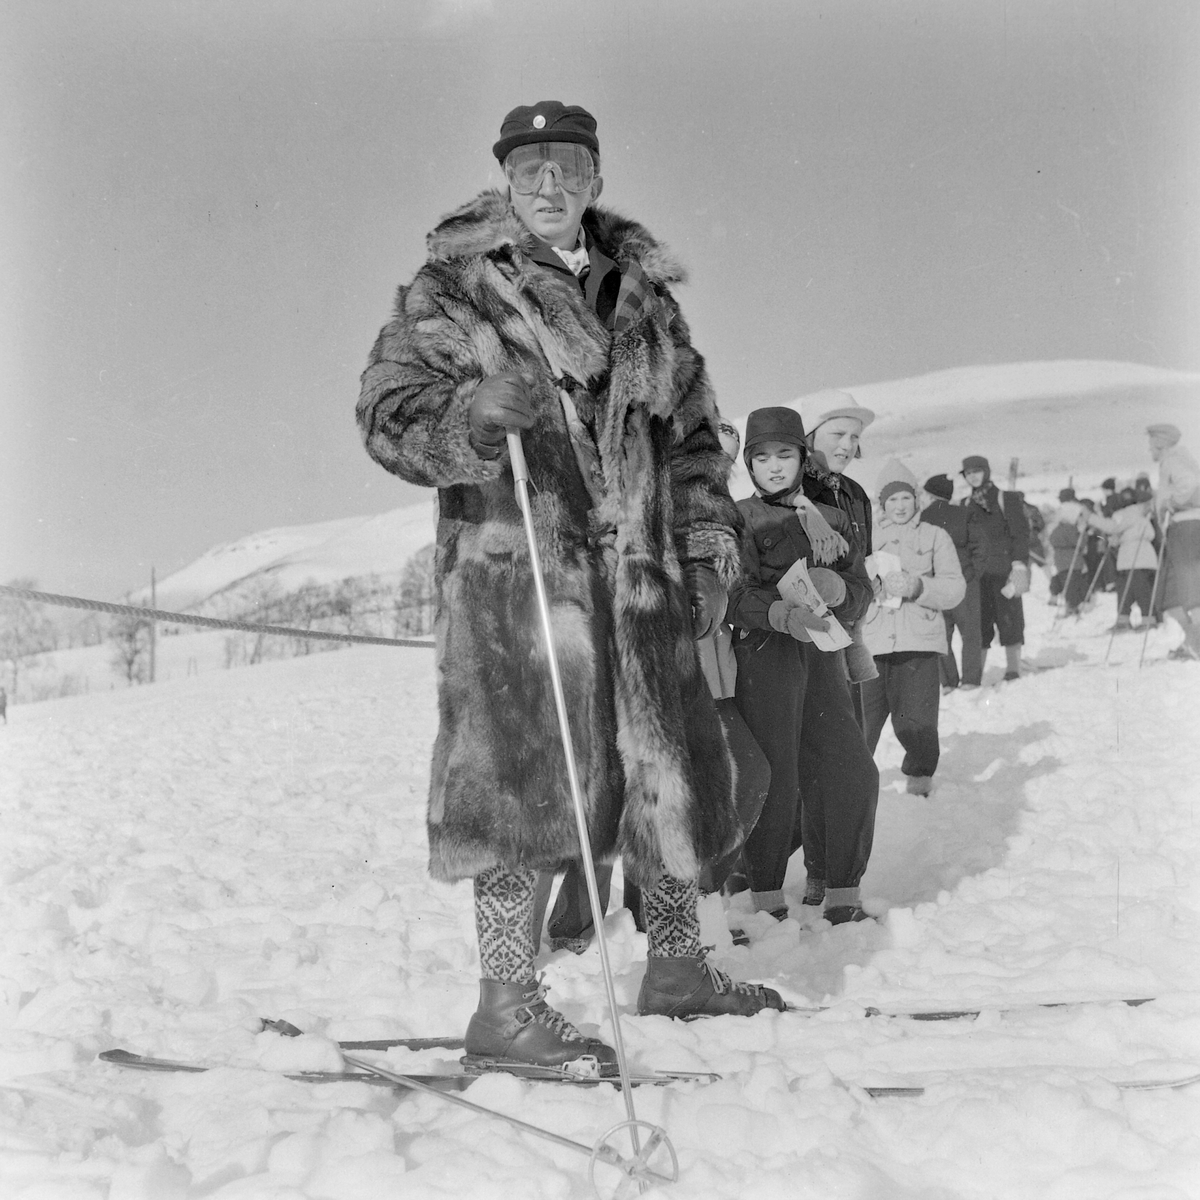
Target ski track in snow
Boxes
[2,582,1199,1199]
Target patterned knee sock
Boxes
[642,873,704,958]
[474,865,539,982]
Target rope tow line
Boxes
[0,584,435,650]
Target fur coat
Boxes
[357,191,742,888]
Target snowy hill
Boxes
[123,359,1198,612]
[726,358,1200,502]
[129,502,437,612]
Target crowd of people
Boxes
[355,100,1200,1075]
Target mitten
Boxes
[768,601,830,643]
[884,571,923,600]
[808,567,847,609]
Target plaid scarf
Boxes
[610,258,654,333]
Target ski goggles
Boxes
[503,142,596,194]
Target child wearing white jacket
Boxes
[861,460,966,796]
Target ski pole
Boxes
[1104,522,1148,664]
[505,427,649,1167]
[1081,544,1112,608]
[1138,511,1170,668]
[342,1055,677,1197]
[1052,525,1087,626]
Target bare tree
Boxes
[109,613,151,685]
[395,544,436,636]
[0,578,58,695]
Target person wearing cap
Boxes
[918,473,984,691]
[958,456,1031,681]
[861,462,965,795]
[356,101,784,1072]
[727,407,879,927]
[1147,423,1200,659]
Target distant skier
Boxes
[1084,486,1158,631]
[356,101,784,1074]
[958,455,1031,681]
[919,473,983,691]
[1147,423,1200,660]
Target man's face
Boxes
[884,490,917,524]
[810,417,863,474]
[508,162,603,250]
[1148,435,1169,462]
[964,468,987,489]
[749,440,803,494]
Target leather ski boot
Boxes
[463,978,617,1074]
[637,955,786,1018]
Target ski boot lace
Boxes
[699,948,770,999]
[518,978,586,1042]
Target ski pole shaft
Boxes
[505,428,643,1147]
[1139,511,1170,668]
[1105,524,1147,664]
[342,1055,673,1183]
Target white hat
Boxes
[796,389,876,435]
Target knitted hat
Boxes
[1058,487,1077,502]
[1146,423,1181,447]
[1100,477,1117,491]
[493,102,599,162]
[743,407,808,464]
[923,473,954,501]
[796,389,876,437]
[961,455,990,477]
[876,459,918,504]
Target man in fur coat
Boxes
[357,102,784,1073]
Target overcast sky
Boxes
[2,0,1196,599]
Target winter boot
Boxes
[824,885,874,926]
[905,775,933,796]
[637,955,786,1018]
[463,978,617,1073]
[825,905,872,925]
[1109,615,1133,633]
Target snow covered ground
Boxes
[2,575,1199,1199]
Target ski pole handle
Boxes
[507,428,529,486]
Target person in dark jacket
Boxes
[919,473,983,690]
[958,455,1031,681]
[728,407,879,927]
[357,101,785,1072]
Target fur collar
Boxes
[425,190,687,287]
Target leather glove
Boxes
[768,600,830,643]
[789,496,849,565]
[468,373,535,460]
[884,571,923,600]
[684,563,727,640]
[808,567,847,609]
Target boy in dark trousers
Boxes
[728,407,879,926]
[958,455,1031,681]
